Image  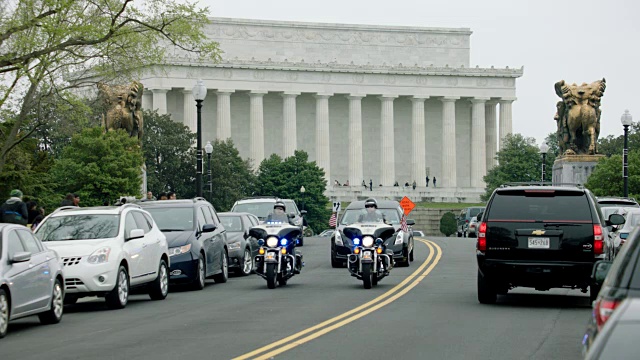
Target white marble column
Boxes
[485,101,498,170]
[471,98,488,188]
[347,95,365,187]
[441,97,458,188]
[151,88,169,115]
[142,90,153,111]
[315,93,332,182]
[216,90,234,140]
[411,97,428,185]
[499,98,515,149]
[182,89,196,133]
[249,91,267,170]
[380,95,397,186]
[282,92,300,158]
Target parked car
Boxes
[457,207,485,237]
[330,200,414,268]
[35,204,170,309]
[319,229,335,237]
[583,225,640,353]
[597,197,640,208]
[139,199,229,289]
[1,223,65,338]
[476,184,624,304]
[218,212,261,276]
[584,297,640,359]
[413,230,425,237]
[230,197,307,245]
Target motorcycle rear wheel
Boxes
[362,263,372,289]
[266,263,277,289]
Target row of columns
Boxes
[145,88,514,188]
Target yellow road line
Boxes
[234,239,442,360]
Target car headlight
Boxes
[168,244,192,257]
[87,247,111,264]
[266,236,278,248]
[394,231,404,245]
[362,236,374,247]
[334,231,344,246]
[228,242,241,250]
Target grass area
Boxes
[415,202,485,209]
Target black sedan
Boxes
[218,212,261,276]
[139,199,229,290]
[330,200,415,268]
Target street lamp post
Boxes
[539,143,549,183]
[205,141,213,202]
[192,80,207,198]
[622,109,633,198]
[300,186,306,211]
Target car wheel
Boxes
[331,252,344,268]
[191,254,206,290]
[63,295,78,305]
[477,270,497,304]
[0,288,9,338]
[39,279,64,325]
[409,248,415,262]
[457,231,462,238]
[106,266,129,309]
[149,260,169,300]
[213,251,228,283]
[239,248,253,276]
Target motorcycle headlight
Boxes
[395,231,404,245]
[228,242,241,250]
[266,236,279,248]
[169,244,192,257]
[88,247,111,264]
[334,231,344,246]
[362,236,374,247]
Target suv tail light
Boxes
[594,298,620,330]
[593,224,603,255]
[477,222,487,251]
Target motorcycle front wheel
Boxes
[266,263,277,289]
[362,263,372,289]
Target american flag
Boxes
[400,215,409,233]
[329,212,337,228]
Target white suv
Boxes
[35,204,169,309]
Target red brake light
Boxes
[594,224,603,255]
[595,299,620,330]
[477,222,487,251]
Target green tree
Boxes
[482,134,548,201]
[50,127,143,206]
[142,110,196,198]
[256,151,330,233]
[208,139,256,211]
[440,212,457,237]
[597,122,640,158]
[0,0,222,175]
[585,150,640,198]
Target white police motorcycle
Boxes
[344,221,395,289]
[250,218,303,289]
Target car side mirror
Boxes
[202,224,216,233]
[11,251,31,263]
[243,231,249,240]
[406,219,415,226]
[592,260,613,285]
[127,229,145,241]
[301,210,307,216]
[288,213,295,219]
[607,214,625,226]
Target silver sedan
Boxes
[0,223,65,338]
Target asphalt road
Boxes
[2,236,591,360]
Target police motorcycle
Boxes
[250,218,303,289]
[343,219,395,289]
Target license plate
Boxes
[266,253,276,260]
[363,251,372,259]
[528,237,550,249]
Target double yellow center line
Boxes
[234,239,443,360]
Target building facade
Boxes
[139,18,522,201]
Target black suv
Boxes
[476,184,625,304]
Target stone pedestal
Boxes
[552,155,604,186]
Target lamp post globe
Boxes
[622,110,633,197]
[300,186,305,211]
[205,141,213,202]
[192,80,207,198]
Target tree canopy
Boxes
[585,150,640,198]
[208,139,257,212]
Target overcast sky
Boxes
[203,0,639,145]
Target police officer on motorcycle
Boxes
[265,200,302,273]
[358,198,387,223]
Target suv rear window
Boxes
[488,190,592,222]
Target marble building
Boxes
[139,18,523,201]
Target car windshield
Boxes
[36,214,120,241]
[232,202,274,219]
[145,207,194,231]
[340,208,400,225]
[219,215,243,232]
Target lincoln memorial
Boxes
[138,18,523,202]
